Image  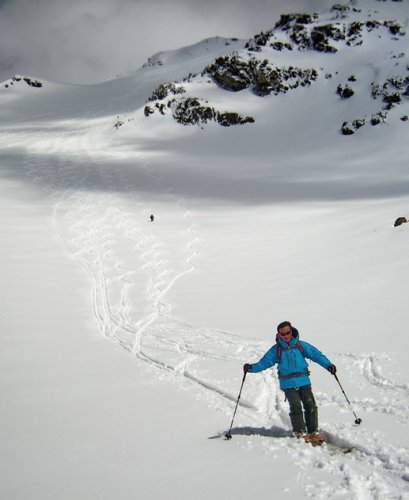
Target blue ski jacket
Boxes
[250,328,332,391]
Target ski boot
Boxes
[303,432,325,446]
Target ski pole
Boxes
[225,372,247,440]
[333,373,362,425]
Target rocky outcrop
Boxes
[274,13,318,31]
[4,75,43,89]
[147,82,186,102]
[341,119,365,135]
[141,9,407,134]
[331,4,351,19]
[273,14,405,52]
[371,76,409,105]
[144,106,154,117]
[245,31,293,52]
[337,84,355,98]
[205,54,318,96]
[168,97,254,127]
[341,71,409,135]
[274,15,345,52]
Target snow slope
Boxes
[1,2,409,499]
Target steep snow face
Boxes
[141,2,409,135]
[1,2,409,500]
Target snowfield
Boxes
[1,2,409,499]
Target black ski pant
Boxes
[284,385,318,434]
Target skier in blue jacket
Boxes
[243,321,336,439]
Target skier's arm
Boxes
[301,342,332,370]
[247,346,278,373]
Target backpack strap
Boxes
[276,341,305,362]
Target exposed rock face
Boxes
[147,83,186,102]
[205,54,318,96]
[171,97,254,127]
[274,15,345,52]
[216,112,255,127]
[273,14,405,52]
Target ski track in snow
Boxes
[20,126,409,500]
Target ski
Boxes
[302,434,355,454]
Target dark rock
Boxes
[341,122,355,135]
[310,29,337,52]
[23,77,42,88]
[173,97,215,126]
[384,21,405,36]
[171,97,254,127]
[383,93,402,103]
[366,20,381,32]
[370,114,383,126]
[205,54,318,96]
[352,119,366,129]
[341,117,366,135]
[155,103,166,115]
[337,84,355,98]
[274,13,317,30]
[347,21,363,41]
[216,112,255,127]
[270,41,293,51]
[206,55,251,91]
[331,4,350,19]
[144,106,154,117]
[147,83,185,102]
[394,217,407,227]
[245,30,273,51]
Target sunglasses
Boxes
[279,330,292,336]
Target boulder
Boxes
[337,84,355,98]
[394,217,408,227]
[144,106,154,117]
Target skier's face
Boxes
[278,327,292,342]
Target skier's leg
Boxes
[285,389,306,433]
[300,385,318,433]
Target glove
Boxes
[327,364,337,375]
[243,363,252,374]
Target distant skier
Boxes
[150,214,155,222]
[243,321,336,443]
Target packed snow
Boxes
[1,2,409,499]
